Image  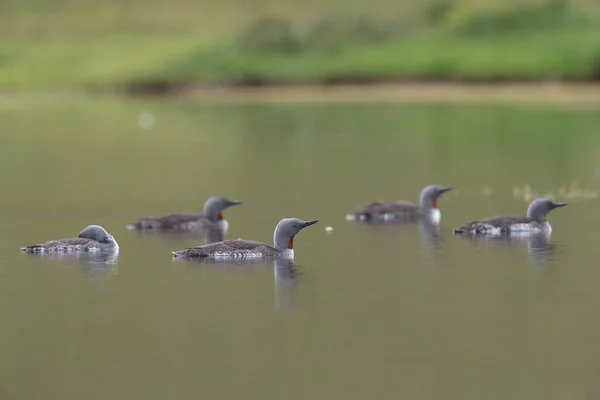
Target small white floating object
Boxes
[325,226,334,232]
[138,111,155,129]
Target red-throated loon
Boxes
[20,225,119,253]
[172,218,318,260]
[453,198,568,236]
[127,196,242,231]
[346,185,452,224]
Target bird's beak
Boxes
[552,202,568,208]
[301,219,319,228]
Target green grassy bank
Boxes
[1,0,600,90]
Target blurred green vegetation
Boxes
[1,0,599,89]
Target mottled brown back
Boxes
[454,215,532,234]
[353,201,420,221]
[130,213,205,230]
[173,239,277,259]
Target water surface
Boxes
[1,96,600,399]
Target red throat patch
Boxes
[288,236,294,249]
[544,217,548,222]
[217,212,224,221]
[432,200,438,209]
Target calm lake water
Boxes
[1,95,600,399]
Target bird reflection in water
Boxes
[176,256,302,310]
[418,220,444,258]
[274,258,300,310]
[355,219,446,259]
[456,233,557,264]
[28,251,119,278]
[132,226,226,245]
[203,228,225,244]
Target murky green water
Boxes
[1,96,600,399]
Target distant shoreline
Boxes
[2,82,600,107]
[115,76,600,97]
[132,81,600,105]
